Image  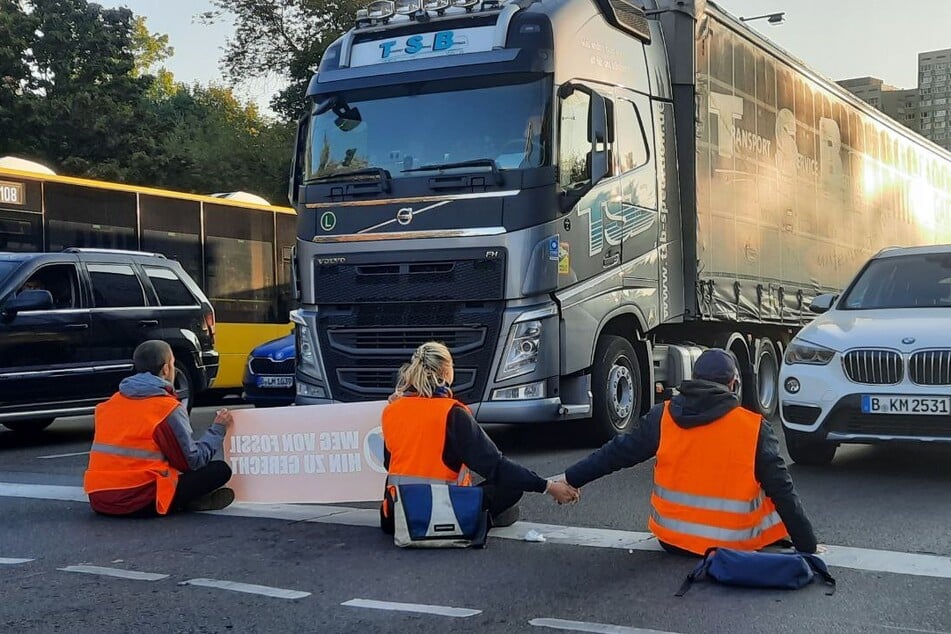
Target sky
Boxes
[102,0,951,116]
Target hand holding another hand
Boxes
[547,479,581,505]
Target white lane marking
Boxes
[0,557,35,565]
[182,578,310,599]
[0,483,87,503]
[530,618,679,634]
[6,482,951,580]
[58,565,169,581]
[37,451,89,460]
[342,598,481,618]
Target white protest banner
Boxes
[224,402,387,504]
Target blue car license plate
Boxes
[256,375,294,388]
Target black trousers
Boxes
[124,461,232,518]
[379,482,523,535]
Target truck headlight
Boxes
[784,341,835,366]
[291,311,323,380]
[498,320,542,380]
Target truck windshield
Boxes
[307,76,550,181]
[841,253,951,309]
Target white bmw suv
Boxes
[779,245,951,465]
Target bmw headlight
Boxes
[784,340,836,366]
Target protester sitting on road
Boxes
[560,348,819,556]
[380,341,579,533]
[84,340,235,517]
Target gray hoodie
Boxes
[119,372,225,470]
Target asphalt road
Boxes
[1,406,950,633]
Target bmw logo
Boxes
[902,337,916,345]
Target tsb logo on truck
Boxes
[349,26,496,67]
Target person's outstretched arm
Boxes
[754,421,818,554]
[563,405,662,488]
[445,406,548,493]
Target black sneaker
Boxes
[490,505,520,528]
[185,488,235,512]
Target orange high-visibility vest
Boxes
[381,396,473,487]
[648,402,789,555]
[83,393,181,515]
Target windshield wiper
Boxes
[402,159,503,185]
[310,167,391,192]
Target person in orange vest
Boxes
[84,340,235,516]
[562,349,818,555]
[380,342,579,533]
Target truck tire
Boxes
[2,417,55,433]
[784,429,837,466]
[592,335,642,441]
[753,338,779,418]
[174,361,195,413]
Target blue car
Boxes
[242,333,295,407]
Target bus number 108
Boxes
[0,182,24,205]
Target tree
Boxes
[205,0,363,120]
[131,15,176,96]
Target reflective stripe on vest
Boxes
[90,442,165,461]
[381,396,473,486]
[650,509,784,543]
[652,484,766,514]
[84,392,181,515]
[649,401,789,554]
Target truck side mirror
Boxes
[288,113,310,206]
[1,289,53,321]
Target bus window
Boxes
[0,209,42,252]
[45,183,137,251]
[140,195,202,285]
[204,204,276,323]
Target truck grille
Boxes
[842,350,903,385]
[909,350,951,386]
[249,358,294,375]
[336,368,477,396]
[317,301,503,404]
[328,327,485,356]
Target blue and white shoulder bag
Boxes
[390,484,489,549]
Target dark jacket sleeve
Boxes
[444,406,548,493]
[564,405,663,488]
[754,421,818,554]
[153,420,190,473]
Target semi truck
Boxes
[288,0,951,443]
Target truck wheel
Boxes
[784,429,837,466]
[592,335,642,441]
[2,418,55,433]
[753,338,779,418]
[174,361,194,413]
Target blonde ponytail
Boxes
[394,341,453,398]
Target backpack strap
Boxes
[801,553,837,595]
[675,547,717,597]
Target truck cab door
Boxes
[613,90,659,268]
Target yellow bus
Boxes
[0,165,296,390]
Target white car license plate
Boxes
[256,375,294,388]
[861,395,951,415]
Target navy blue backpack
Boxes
[676,547,836,596]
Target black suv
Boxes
[0,248,218,432]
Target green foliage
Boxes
[0,0,293,205]
[207,0,363,120]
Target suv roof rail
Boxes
[61,247,167,259]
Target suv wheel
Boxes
[784,429,837,466]
[2,418,55,433]
[174,361,194,413]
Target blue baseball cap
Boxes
[693,349,739,385]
